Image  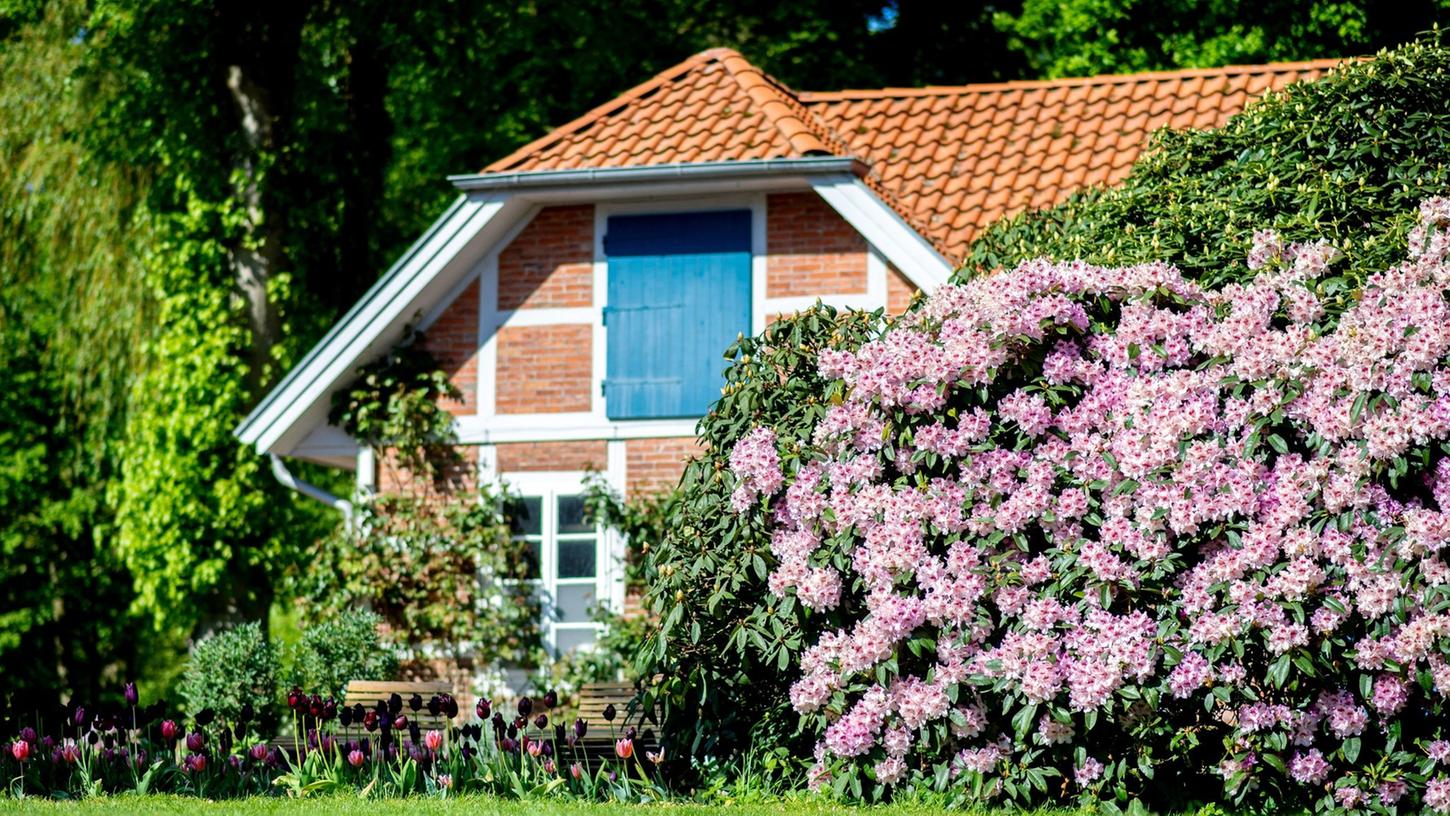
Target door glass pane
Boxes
[557,495,591,533]
[554,583,596,623]
[555,627,597,656]
[510,496,542,536]
[557,538,597,579]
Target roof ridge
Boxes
[713,50,841,157]
[797,57,1350,102]
[482,50,722,173]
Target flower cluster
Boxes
[1,684,659,801]
[733,199,1450,811]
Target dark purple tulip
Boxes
[319,734,334,754]
[491,713,505,732]
[249,743,268,761]
[409,694,423,712]
[339,706,353,727]
[534,714,548,730]
[322,700,337,721]
[441,695,459,719]
[238,702,254,723]
[160,720,179,741]
[218,728,232,754]
[87,731,99,745]
[554,723,566,744]
[363,711,379,732]
[133,749,146,767]
[387,693,403,716]
[124,683,139,707]
[574,718,588,739]
[427,695,442,717]
[407,722,420,745]
[625,725,637,741]
[542,690,558,709]
[73,706,86,726]
[186,731,206,752]
[228,754,243,771]
[233,723,246,742]
[517,696,533,718]
[287,688,303,711]
[352,703,366,723]
[393,714,407,730]
[308,695,324,718]
[543,740,554,758]
[501,737,518,753]
[475,698,491,720]
[602,704,616,722]
[19,727,36,744]
[194,708,215,727]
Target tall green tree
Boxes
[995,0,1450,78]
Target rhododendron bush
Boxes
[724,199,1450,811]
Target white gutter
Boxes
[270,454,353,521]
[447,157,867,191]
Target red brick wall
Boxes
[626,437,703,497]
[495,441,607,473]
[422,280,479,415]
[495,324,593,414]
[766,192,868,297]
[498,205,594,311]
[887,263,918,314]
[376,446,478,495]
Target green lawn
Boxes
[0,797,1101,816]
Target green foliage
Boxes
[995,0,1448,78]
[287,608,398,700]
[293,485,541,665]
[0,0,153,705]
[330,326,462,481]
[179,621,278,724]
[967,36,1450,288]
[633,305,883,780]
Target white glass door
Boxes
[508,478,605,658]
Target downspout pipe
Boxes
[269,454,353,522]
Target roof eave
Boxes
[448,157,867,192]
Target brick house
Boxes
[237,48,1334,657]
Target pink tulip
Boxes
[527,739,544,758]
[614,738,633,759]
[424,730,443,752]
[10,741,29,762]
[570,762,584,780]
[348,749,365,768]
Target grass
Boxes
[0,796,1104,815]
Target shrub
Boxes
[637,38,1450,792]
[727,199,1450,813]
[179,621,277,727]
[288,608,398,700]
[294,485,541,665]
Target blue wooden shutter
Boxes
[603,210,751,419]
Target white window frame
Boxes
[502,471,616,657]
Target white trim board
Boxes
[809,175,954,291]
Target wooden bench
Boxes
[343,679,454,732]
[516,681,657,764]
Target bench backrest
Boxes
[343,680,453,732]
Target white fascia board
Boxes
[809,175,954,292]
[236,193,524,455]
[453,414,699,444]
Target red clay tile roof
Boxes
[483,49,1343,263]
